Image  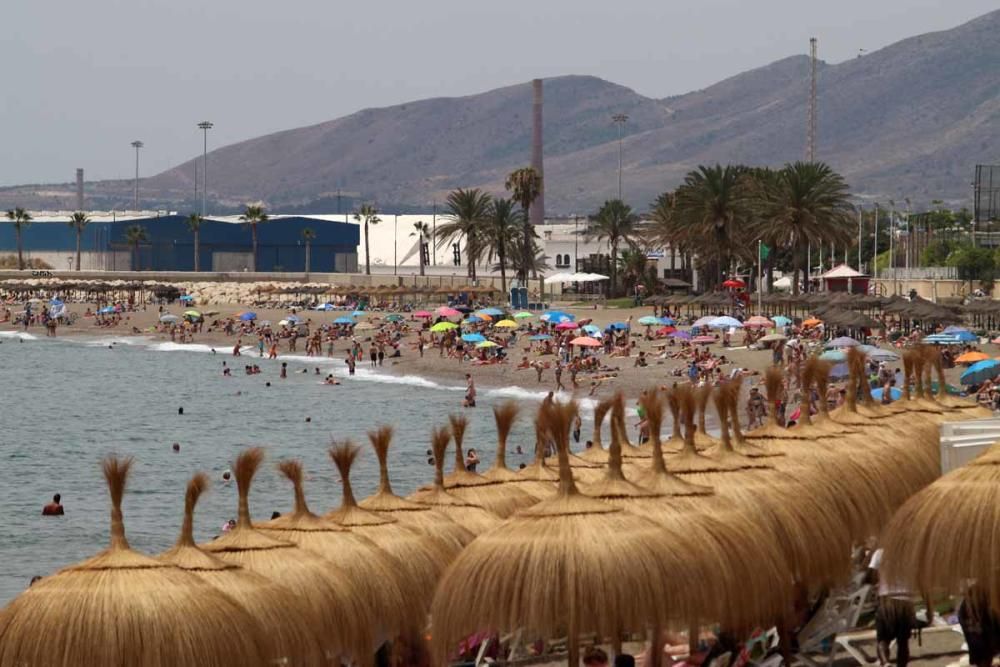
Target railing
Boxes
[879,267,958,280]
[940,418,1000,473]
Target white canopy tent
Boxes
[543,272,609,284]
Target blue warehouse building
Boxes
[0,213,359,273]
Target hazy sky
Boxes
[2,0,994,186]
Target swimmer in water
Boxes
[172,443,180,453]
[42,493,64,516]
[222,470,232,482]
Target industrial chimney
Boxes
[76,169,84,211]
[530,78,544,227]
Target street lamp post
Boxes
[573,215,580,272]
[130,141,143,210]
[394,213,398,276]
[197,121,213,217]
[612,114,628,200]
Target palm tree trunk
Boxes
[521,202,531,282]
[467,236,476,280]
[419,236,426,277]
[251,225,258,272]
[364,222,371,275]
[133,242,139,271]
[305,241,311,275]
[193,230,200,272]
[16,228,24,270]
[610,240,619,296]
[499,248,507,294]
[75,229,82,271]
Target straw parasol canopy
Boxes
[430,414,537,517]
[576,397,613,464]
[357,425,474,549]
[256,460,423,643]
[326,442,457,610]
[481,401,525,482]
[159,473,327,665]
[199,448,370,662]
[408,426,503,534]
[0,457,271,667]
[430,400,698,665]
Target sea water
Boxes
[0,332,582,604]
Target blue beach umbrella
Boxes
[709,316,743,329]
[49,298,64,307]
[961,359,1000,385]
[98,306,116,314]
[179,295,194,302]
[333,316,354,325]
[462,333,486,343]
[772,316,792,327]
[637,316,660,326]
[529,334,552,341]
[582,324,601,335]
[541,311,574,323]
[819,349,846,362]
[659,317,676,326]
[465,315,484,324]
[239,312,257,321]
[478,307,504,317]
[871,387,903,401]
[829,362,850,379]
[943,326,976,342]
[924,333,962,345]
[606,322,629,331]
[285,314,301,323]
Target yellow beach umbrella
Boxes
[494,319,518,328]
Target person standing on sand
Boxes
[554,361,565,391]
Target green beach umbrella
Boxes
[430,321,458,333]
[184,310,202,319]
[513,312,533,319]
[385,314,404,322]
[476,341,500,348]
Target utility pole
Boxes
[889,200,897,295]
[857,204,863,270]
[807,37,818,162]
[432,200,437,266]
[130,141,143,210]
[612,114,628,200]
[873,203,879,281]
[197,121,213,217]
[393,213,398,276]
[573,215,580,272]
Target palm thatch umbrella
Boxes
[0,457,271,667]
[256,460,423,643]
[924,345,993,417]
[200,448,371,662]
[357,425,473,549]
[881,445,1000,614]
[159,473,328,665]
[575,397,612,464]
[430,400,696,665]
[431,414,537,517]
[326,442,457,610]
[507,415,560,500]
[408,426,503,534]
[481,401,527,481]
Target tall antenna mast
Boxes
[807,37,818,161]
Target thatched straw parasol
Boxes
[576,397,613,464]
[507,415,560,500]
[666,385,735,474]
[430,400,695,665]
[408,426,503,534]
[924,345,993,417]
[326,442,457,610]
[481,401,527,481]
[0,457,271,667]
[881,445,1000,614]
[256,460,423,643]
[630,390,715,496]
[160,473,328,665]
[200,448,370,662]
[431,414,537,517]
[357,425,474,549]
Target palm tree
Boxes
[301,227,316,275]
[67,211,90,271]
[672,164,754,290]
[440,188,491,279]
[410,220,432,276]
[505,167,542,281]
[185,213,203,272]
[353,204,381,275]
[239,203,268,272]
[5,207,33,270]
[481,197,523,294]
[751,161,855,295]
[123,224,148,271]
[617,247,652,294]
[586,199,639,296]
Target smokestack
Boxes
[531,78,544,227]
[76,169,84,211]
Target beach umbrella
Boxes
[692,335,716,344]
[638,315,660,326]
[352,310,366,317]
[178,294,194,302]
[867,348,900,362]
[943,326,977,342]
[429,401,688,665]
[760,332,787,342]
[436,307,461,317]
[98,306,116,314]
[0,457,271,667]
[745,315,773,328]
[871,387,903,401]
[772,315,792,327]
[408,427,502,534]
[709,316,743,329]
[529,334,552,341]
[454,305,474,313]
[802,318,822,328]
[354,322,376,331]
[461,333,486,343]
[159,474,328,665]
[183,309,201,319]
[465,315,485,324]
[200,449,372,662]
[693,316,716,328]
[48,298,63,307]
[513,311,533,319]
[819,349,846,362]
[960,359,1000,385]
[606,321,630,330]
[159,313,179,323]
[825,336,860,348]
[285,314,301,323]
[476,340,500,348]
[428,415,536,517]
[238,311,257,321]
[570,336,601,347]
[669,330,692,340]
[722,278,746,288]
[554,321,577,331]
[385,314,405,322]
[955,351,989,364]
[357,426,474,550]
[540,311,574,323]
[494,319,518,328]
[430,321,458,333]
[582,324,601,335]
[326,443,459,613]
[478,307,504,316]
[333,316,354,325]
[413,310,433,318]
[312,303,334,311]
[923,333,961,345]
[659,316,676,325]
[256,461,423,643]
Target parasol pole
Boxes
[757,239,763,314]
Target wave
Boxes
[0,331,38,341]
[147,342,225,354]
[82,336,150,347]
[351,367,461,390]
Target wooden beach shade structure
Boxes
[199,448,371,663]
[0,457,271,667]
[431,414,537,517]
[430,400,686,665]
[257,460,422,645]
[160,473,327,666]
[358,425,474,549]
[506,414,561,501]
[481,401,528,481]
[881,444,1000,615]
[576,397,613,464]
[408,426,503,535]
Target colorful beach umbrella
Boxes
[494,320,518,328]
[413,310,433,318]
[760,333,787,342]
[570,337,601,347]
[183,310,202,319]
[385,314,405,322]
[333,316,354,324]
[709,316,743,329]
[465,315,485,324]
[669,330,692,340]
[478,307,504,317]
[582,324,601,334]
[159,313,179,323]
[529,334,552,341]
[98,306,116,314]
[961,359,1000,385]
[540,311,574,323]
[745,316,773,328]
[476,341,500,348]
[802,318,822,328]
[606,322,629,331]
[637,316,660,326]
[436,307,461,317]
[871,387,903,401]
[923,333,962,345]
[179,295,195,302]
[659,317,676,326]
[461,333,486,343]
[825,336,860,349]
[238,312,257,321]
[819,349,847,362]
[772,316,792,327]
[956,351,990,364]
[693,316,716,328]
[513,312,533,319]
[722,278,746,288]
[430,321,458,332]
[555,322,577,331]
